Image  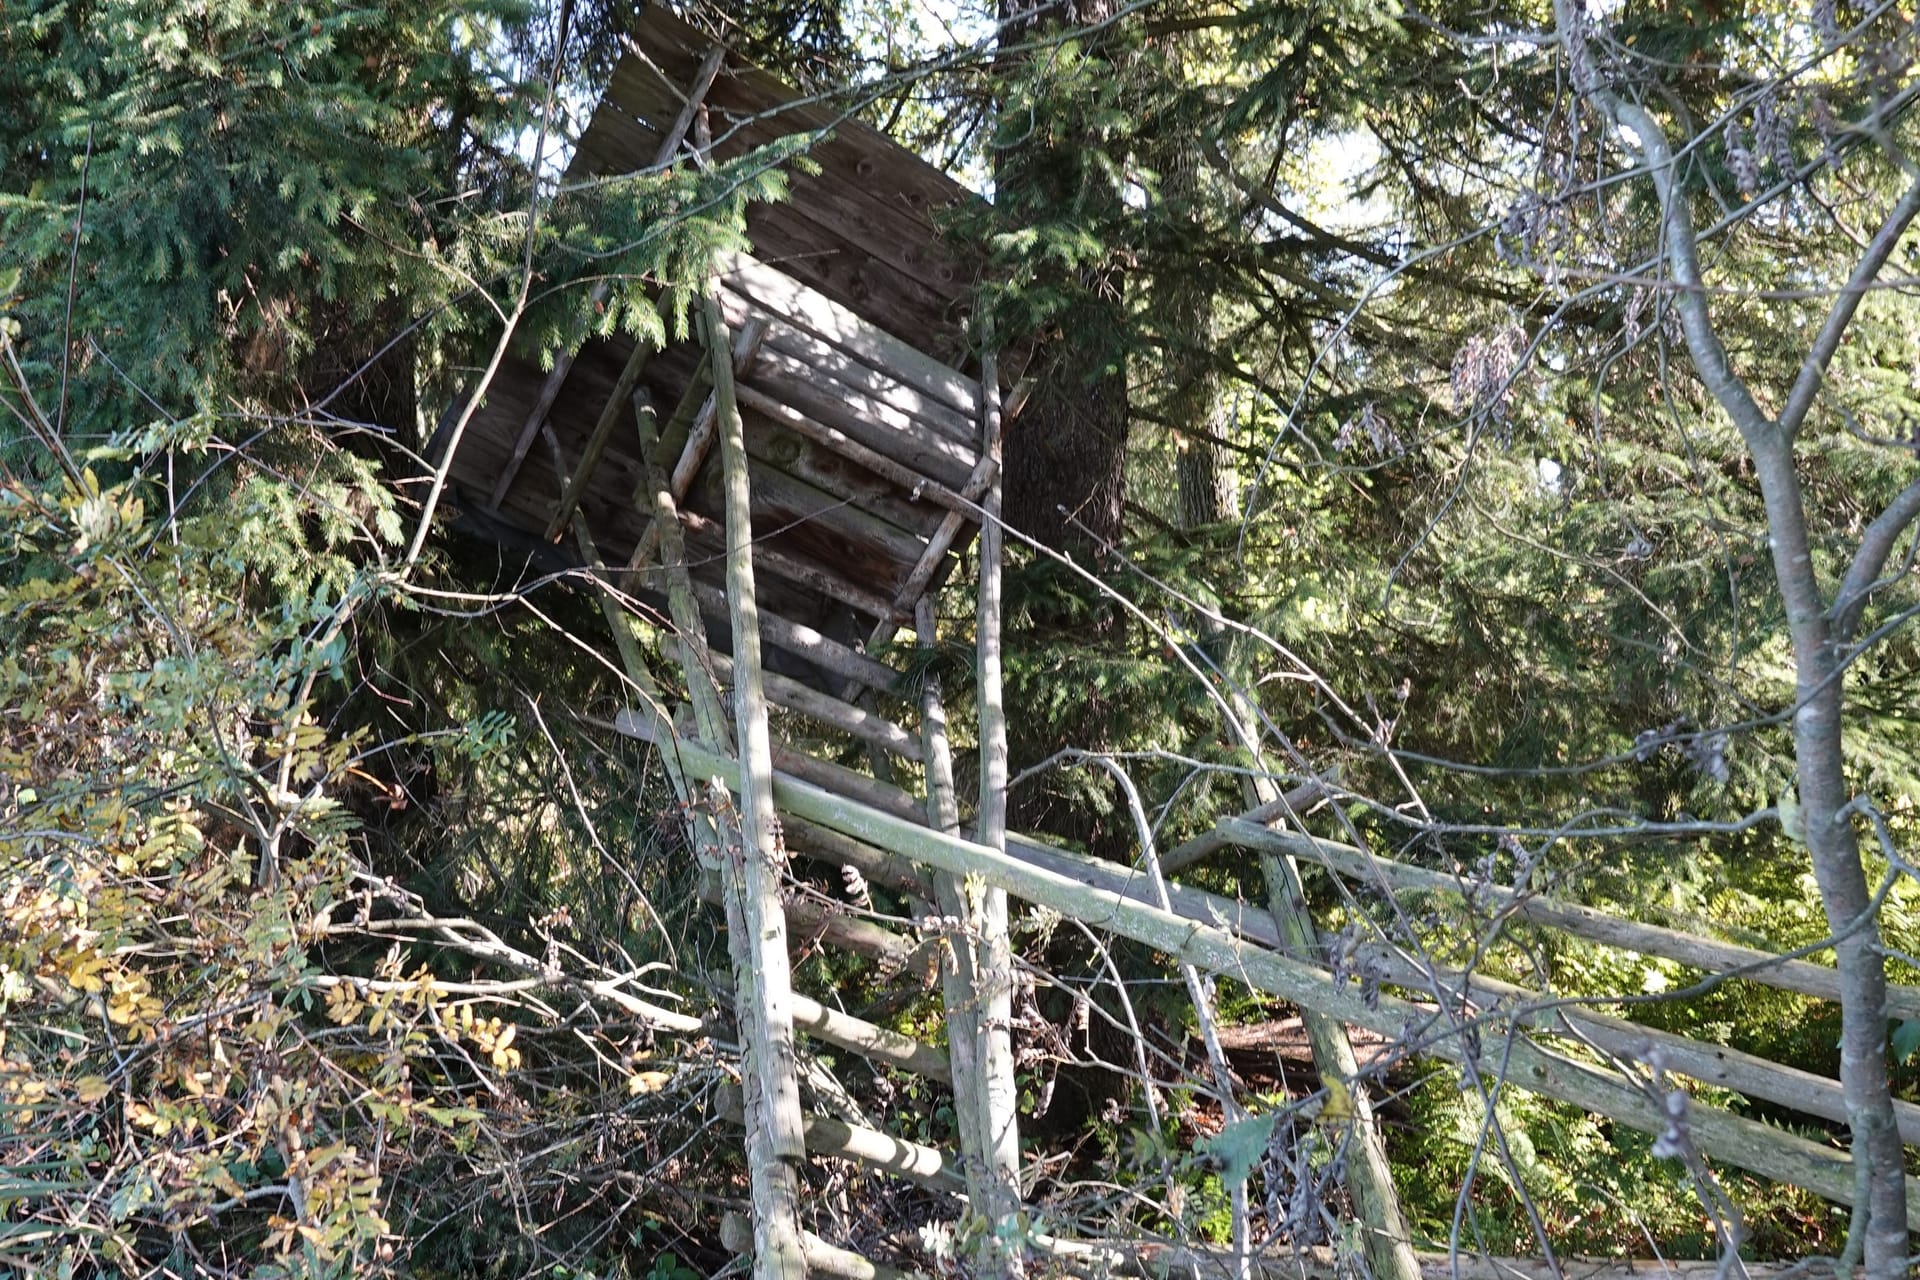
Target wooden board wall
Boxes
[572,4,980,362]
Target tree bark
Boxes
[709,297,811,1280]
[994,0,1130,557]
[1549,4,1914,1269]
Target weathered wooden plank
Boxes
[742,365,975,492]
[716,251,980,417]
[571,99,963,349]
[685,448,927,585]
[719,292,973,443]
[623,730,1917,1229]
[601,59,971,296]
[735,383,972,513]
[708,650,922,762]
[677,577,903,692]
[544,342,654,541]
[616,7,975,229]
[674,506,901,620]
[748,342,974,452]
[741,408,946,538]
[1221,820,1920,1023]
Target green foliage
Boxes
[0,0,533,441]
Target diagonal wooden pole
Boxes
[706,295,810,1280]
[971,349,1025,1276]
[914,597,996,1217]
[1223,693,1420,1280]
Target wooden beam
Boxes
[638,730,1918,1229]
[1221,819,1920,1023]
[783,816,933,901]
[679,577,904,692]
[1354,941,1920,1145]
[544,341,655,541]
[491,282,612,510]
[621,320,768,581]
[741,360,977,490]
[887,450,997,615]
[708,651,921,761]
[1158,775,1336,875]
[716,1086,967,1195]
[715,251,979,417]
[733,383,974,514]
[673,505,902,621]
[653,44,727,168]
[709,294,810,1280]
[788,990,950,1082]
[698,874,934,982]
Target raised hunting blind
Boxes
[434,7,1920,1278]
[450,3,991,675]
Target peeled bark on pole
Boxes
[916,597,996,1214]
[708,295,809,1280]
[972,351,1025,1273]
[1227,695,1418,1280]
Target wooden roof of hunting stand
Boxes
[450,3,992,691]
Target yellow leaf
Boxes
[628,1070,673,1096]
[1317,1076,1356,1128]
[75,1075,110,1104]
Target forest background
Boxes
[3,0,1920,1276]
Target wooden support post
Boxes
[915,598,996,1217]
[708,294,810,1280]
[544,341,654,541]
[888,449,999,617]
[1224,705,1418,1280]
[490,46,726,509]
[970,351,1025,1274]
[621,319,768,582]
[629,730,1919,1229]
[721,1214,908,1280]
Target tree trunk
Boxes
[994,0,1130,558]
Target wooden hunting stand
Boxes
[441,6,1920,1277]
